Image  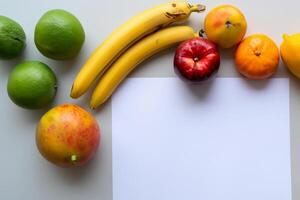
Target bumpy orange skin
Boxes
[235,34,279,79]
[204,5,247,49]
[36,104,100,168]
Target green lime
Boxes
[0,16,26,59]
[7,61,57,109]
[34,9,85,60]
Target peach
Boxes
[36,104,100,168]
[204,5,247,49]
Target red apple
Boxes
[174,37,220,83]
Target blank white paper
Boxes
[112,77,291,200]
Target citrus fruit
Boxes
[235,34,279,79]
[34,9,85,60]
[204,5,247,49]
[0,16,26,59]
[280,33,300,79]
[7,61,57,109]
[36,104,100,168]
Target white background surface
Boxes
[0,0,299,200]
[112,78,291,200]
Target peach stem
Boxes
[71,155,77,162]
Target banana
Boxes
[70,2,205,99]
[90,26,198,109]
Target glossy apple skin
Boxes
[36,104,100,168]
[174,37,220,83]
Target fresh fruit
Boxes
[174,37,220,83]
[90,26,198,109]
[235,34,279,79]
[7,61,57,109]
[36,104,100,168]
[204,5,247,48]
[71,2,206,99]
[0,16,26,59]
[280,33,300,78]
[34,9,85,60]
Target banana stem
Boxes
[199,29,205,37]
[190,4,206,12]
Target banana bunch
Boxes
[71,2,206,109]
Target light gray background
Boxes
[0,0,298,199]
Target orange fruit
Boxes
[235,34,279,79]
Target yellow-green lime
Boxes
[0,16,26,59]
[34,9,85,60]
[7,61,57,109]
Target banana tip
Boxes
[70,85,77,99]
[89,101,97,110]
[70,88,81,99]
[70,92,78,99]
[89,105,96,110]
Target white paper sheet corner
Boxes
[112,77,291,200]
